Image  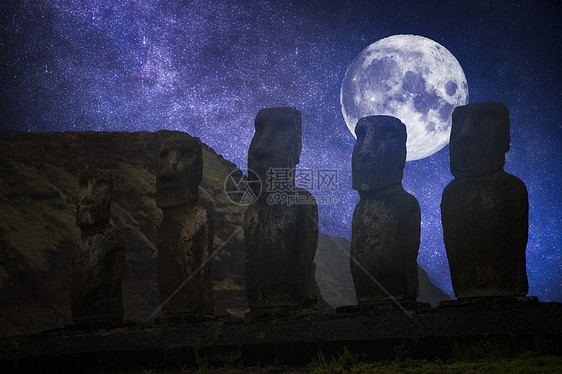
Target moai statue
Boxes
[350,116,421,305]
[156,136,215,315]
[244,107,318,311]
[441,101,528,298]
[72,169,125,323]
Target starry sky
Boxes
[1,0,560,301]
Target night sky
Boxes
[1,0,560,301]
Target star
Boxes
[0,0,560,301]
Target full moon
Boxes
[341,34,469,161]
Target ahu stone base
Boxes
[1,302,560,373]
[244,306,319,321]
[438,296,539,309]
[336,300,431,314]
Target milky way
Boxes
[1,0,560,301]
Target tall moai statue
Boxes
[350,116,421,304]
[244,107,318,310]
[72,169,125,323]
[441,101,528,298]
[156,136,215,315]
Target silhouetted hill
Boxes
[0,131,447,336]
[315,234,450,308]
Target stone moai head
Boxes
[352,115,407,192]
[247,107,302,193]
[450,101,510,178]
[76,169,114,228]
[156,136,203,208]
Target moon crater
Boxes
[341,34,469,161]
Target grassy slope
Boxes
[0,131,449,336]
[0,130,249,335]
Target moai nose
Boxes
[359,131,376,160]
[158,152,181,182]
[169,151,180,169]
[81,182,96,206]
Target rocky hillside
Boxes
[0,131,448,337]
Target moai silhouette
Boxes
[244,107,318,312]
[441,101,528,299]
[156,136,215,315]
[72,169,125,323]
[350,116,421,305]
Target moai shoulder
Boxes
[156,136,215,315]
[72,169,125,323]
[244,107,318,311]
[350,116,421,306]
[441,101,529,299]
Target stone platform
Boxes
[438,295,539,308]
[1,302,561,373]
[336,299,431,314]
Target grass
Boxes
[142,339,562,374]
[308,354,562,373]
[305,339,562,374]
[124,353,562,374]
[451,335,560,361]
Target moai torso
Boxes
[441,101,528,298]
[244,107,318,309]
[156,137,214,315]
[72,170,125,322]
[350,116,420,303]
